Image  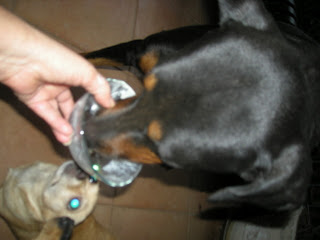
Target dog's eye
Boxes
[89,175,98,183]
[68,198,81,210]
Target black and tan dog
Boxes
[83,0,320,211]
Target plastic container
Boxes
[69,78,142,187]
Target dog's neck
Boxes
[1,190,43,240]
[0,186,46,240]
[10,222,43,240]
[0,168,53,240]
[280,23,320,149]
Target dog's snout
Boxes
[76,167,89,180]
[83,97,137,145]
[62,162,90,180]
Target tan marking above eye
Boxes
[103,134,162,164]
[147,120,163,141]
[144,74,158,91]
[139,51,158,73]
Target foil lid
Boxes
[69,78,142,187]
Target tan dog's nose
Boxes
[63,161,89,180]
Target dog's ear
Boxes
[18,183,43,220]
[218,0,276,30]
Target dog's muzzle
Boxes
[69,78,142,187]
[62,161,93,181]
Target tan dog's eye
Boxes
[68,198,81,210]
[89,176,98,183]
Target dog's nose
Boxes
[63,162,90,180]
[76,167,89,180]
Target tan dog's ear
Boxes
[18,184,43,221]
[139,51,159,73]
[35,217,74,240]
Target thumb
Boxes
[82,73,115,108]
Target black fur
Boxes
[84,0,320,211]
[58,217,74,240]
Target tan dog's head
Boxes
[42,161,99,224]
[0,161,99,234]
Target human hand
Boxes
[0,7,115,144]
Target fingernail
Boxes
[62,133,73,146]
[63,140,71,147]
[60,124,73,146]
[97,74,106,84]
[108,99,116,108]
[62,124,73,135]
[97,74,115,108]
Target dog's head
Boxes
[82,0,298,167]
[42,161,99,224]
[0,161,99,228]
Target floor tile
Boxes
[135,0,187,38]
[134,0,209,39]
[187,189,214,215]
[188,214,223,240]
[92,204,113,228]
[113,165,191,212]
[97,184,115,205]
[0,88,65,183]
[180,0,211,26]
[187,172,225,214]
[13,0,138,51]
[0,218,15,240]
[0,0,15,10]
[111,206,189,240]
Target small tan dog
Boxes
[0,161,115,240]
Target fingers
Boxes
[56,89,75,121]
[25,28,115,110]
[54,75,114,145]
[0,8,115,145]
[29,100,73,145]
[82,74,115,109]
[53,129,73,146]
[37,41,115,109]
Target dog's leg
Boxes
[83,25,214,74]
[34,217,74,240]
[208,144,312,211]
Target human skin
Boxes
[0,6,115,144]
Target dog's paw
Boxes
[208,182,301,211]
[35,217,74,240]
